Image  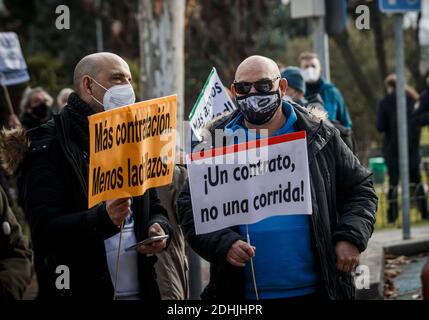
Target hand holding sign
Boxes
[106,197,132,227]
[227,240,256,267]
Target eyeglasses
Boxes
[233,76,280,95]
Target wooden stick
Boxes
[1,83,15,116]
[246,224,259,300]
[113,221,125,300]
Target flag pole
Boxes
[246,224,259,300]
[0,82,15,116]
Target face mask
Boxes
[32,103,49,119]
[90,78,136,111]
[236,90,281,125]
[301,67,320,84]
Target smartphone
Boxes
[124,235,169,252]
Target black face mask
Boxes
[32,103,49,119]
[235,90,281,125]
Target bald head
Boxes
[73,52,130,94]
[74,52,132,112]
[235,55,281,83]
[231,55,289,132]
[231,55,287,99]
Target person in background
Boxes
[281,66,307,106]
[299,52,352,129]
[155,165,189,300]
[412,75,429,186]
[19,87,53,130]
[411,76,429,126]
[54,88,74,114]
[0,184,32,300]
[376,74,429,223]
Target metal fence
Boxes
[374,179,429,229]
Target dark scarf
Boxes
[64,93,96,152]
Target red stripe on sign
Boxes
[189,130,306,161]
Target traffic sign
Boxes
[378,0,421,13]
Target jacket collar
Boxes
[293,104,333,163]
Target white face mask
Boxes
[301,67,320,84]
[90,77,136,111]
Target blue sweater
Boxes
[224,101,318,299]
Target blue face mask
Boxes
[235,90,281,125]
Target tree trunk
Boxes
[408,12,423,90]
[333,32,378,109]
[371,1,388,84]
[137,0,185,134]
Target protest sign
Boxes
[186,131,312,235]
[0,32,30,85]
[189,67,236,141]
[88,95,177,208]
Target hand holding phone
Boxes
[125,235,169,252]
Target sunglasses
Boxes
[233,76,280,95]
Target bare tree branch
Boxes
[332,32,378,109]
[370,0,388,83]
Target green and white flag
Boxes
[189,67,236,141]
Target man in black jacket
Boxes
[377,74,428,222]
[178,56,377,300]
[16,52,172,299]
[411,75,429,128]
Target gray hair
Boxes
[56,88,74,107]
[19,87,53,114]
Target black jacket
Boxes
[412,87,429,127]
[19,96,172,300]
[376,93,420,170]
[0,186,32,300]
[178,105,377,300]
[20,112,51,130]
